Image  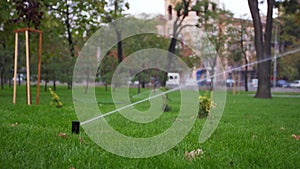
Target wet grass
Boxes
[0,85,299,168]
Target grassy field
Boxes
[0,85,299,168]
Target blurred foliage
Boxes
[275,0,300,80]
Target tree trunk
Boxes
[105,81,108,91]
[63,4,75,90]
[53,76,56,91]
[162,72,168,87]
[209,56,217,91]
[163,37,178,87]
[66,5,75,58]
[141,82,145,88]
[241,36,249,92]
[0,67,4,89]
[232,72,236,95]
[137,76,141,94]
[85,68,90,94]
[1,41,5,89]
[44,79,48,92]
[18,73,21,86]
[248,0,273,98]
[116,30,123,64]
[8,75,11,88]
[244,60,249,92]
[168,37,177,54]
[239,20,249,92]
[67,81,72,90]
[163,15,181,87]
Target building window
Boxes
[168,5,172,20]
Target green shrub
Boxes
[49,88,63,108]
[198,91,215,118]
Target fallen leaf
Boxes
[58,132,68,138]
[79,137,85,144]
[10,122,18,127]
[292,134,300,140]
[184,148,204,161]
[279,127,285,130]
[252,135,258,139]
[69,167,75,169]
[184,151,192,162]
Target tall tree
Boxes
[275,0,300,50]
[248,0,274,98]
[163,0,231,88]
[274,0,300,80]
[14,0,44,29]
[202,9,233,90]
[162,0,217,86]
[121,16,169,92]
[0,0,44,89]
[98,54,118,91]
[228,18,254,92]
[275,0,300,15]
[44,0,105,89]
[103,0,130,63]
[45,0,105,58]
[0,1,16,89]
[162,0,190,87]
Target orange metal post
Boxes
[13,28,42,105]
[36,32,42,105]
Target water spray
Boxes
[79,47,300,126]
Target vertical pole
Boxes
[72,121,80,134]
[25,30,31,105]
[97,47,101,63]
[13,32,18,104]
[273,25,278,88]
[36,32,42,105]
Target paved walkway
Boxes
[229,86,300,93]
[248,94,300,98]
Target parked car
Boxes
[226,79,235,87]
[166,73,180,86]
[290,80,300,88]
[198,78,211,86]
[250,78,258,87]
[276,80,290,88]
[12,74,25,82]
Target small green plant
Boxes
[49,88,63,108]
[198,91,215,118]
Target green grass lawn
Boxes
[0,85,299,168]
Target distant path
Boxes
[230,86,300,93]
[247,93,300,98]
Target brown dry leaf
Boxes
[69,167,75,169]
[279,127,285,131]
[10,122,18,127]
[292,134,300,140]
[184,151,192,162]
[79,137,85,144]
[252,135,258,139]
[58,132,68,138]
[184,149,204,161]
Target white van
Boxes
[251,78,258,87]
[166,73,180,86]
[290,80,300,88]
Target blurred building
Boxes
[156,0,257,87]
